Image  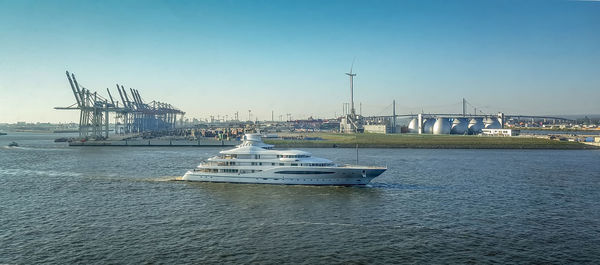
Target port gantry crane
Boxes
[55,71,185,140]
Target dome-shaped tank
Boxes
[408,118,419,133]
[423,119,435,134]
[468,118,484,134]
[483,117,493,126]
[484,117,501,129]
[451,118,468,135]
[433,118,451,134]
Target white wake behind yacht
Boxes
[182,134,386,186]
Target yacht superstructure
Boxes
[182,134,386,186]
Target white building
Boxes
[363,124,387,134]
[481,128,520,137]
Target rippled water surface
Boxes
[1,133,599,264]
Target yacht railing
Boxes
[339,164,387,169]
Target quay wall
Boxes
[69,139,240,147]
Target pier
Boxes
[69,138,240,147]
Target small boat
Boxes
[8,142,18,147]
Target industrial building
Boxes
[482,129,520,137]
[338,92,573,136]
[406,113,505,135]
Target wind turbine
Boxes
[345,58,357,116]
[345,58,360,163]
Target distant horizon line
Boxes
[3,113,600,124]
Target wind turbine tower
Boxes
[345,68,357,116]
[339,60,363,133]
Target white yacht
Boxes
[182,134,386,186]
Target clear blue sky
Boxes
[1,0,599,123]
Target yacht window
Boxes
[272,163,275,166]
[291,163,298,166]
[274,171,335,175]
[279,163,284,166]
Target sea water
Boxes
[1,133,599,263]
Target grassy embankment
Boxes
[263,133,595,149]
[514,127,600,132]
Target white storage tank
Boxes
[433,118,452,134]
[423,119,435,134]
[408,118,419,133]
[483,117,493,126]
[468,118,484,134]
[484,117,502,129]
[451,118,468,135]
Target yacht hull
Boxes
[182,167,386,186]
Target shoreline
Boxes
[514,127,600,132]
[4,131,595,150]
[266,142,596,150]
[263,133,597,150]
